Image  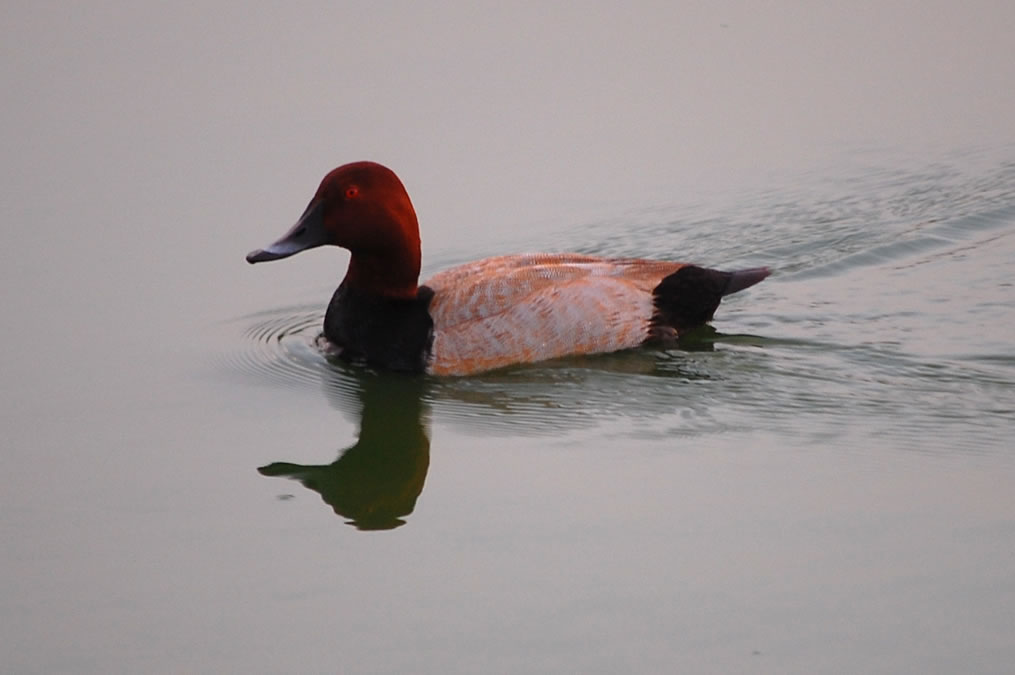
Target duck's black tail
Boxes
[722,267,771,296]
[650,265,770,336]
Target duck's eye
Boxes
[344,185,360,199]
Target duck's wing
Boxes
[423,254,686,376]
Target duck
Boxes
[246,161,769,376]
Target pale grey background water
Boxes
[3,3,1014,673]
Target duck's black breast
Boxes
[323,281,435,372]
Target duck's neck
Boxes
[344,245,421,300]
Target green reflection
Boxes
[259,373,429,531]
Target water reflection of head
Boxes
[259,370,430,531]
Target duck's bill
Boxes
[246,201,327,264]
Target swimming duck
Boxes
[246,161,769,376]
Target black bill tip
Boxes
[246,249,269,264]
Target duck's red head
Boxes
[247,161,422,298]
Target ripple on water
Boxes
[220,305,362,418]
[230,306,330,389]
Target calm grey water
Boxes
[3,4,1015,674]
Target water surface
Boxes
[3,4,1014,674]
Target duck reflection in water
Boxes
[259,371,430,531]
[255,326,728,530]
